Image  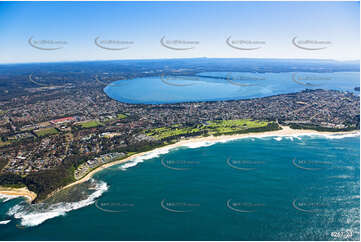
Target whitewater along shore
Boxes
[0,186,37,203]
[56,125,360,193]
[2,125,359,202]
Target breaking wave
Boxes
[0,194,21,203]
[271,132,359,141]
[7,179,108,227]
[182,141,217,149]
[119,140,228,171]
[0,219,11,225]
[320,132,360,140]
[119,146,177,171]
[118,132,359,171]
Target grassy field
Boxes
[79,120,103,128]
[145,126,201,140]
[34,127,59,137]
[205,119,269,134]
[117,113,127,119]
[145,119,271,140]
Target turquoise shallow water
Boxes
[0,134,359,240]
[104,72,360,104]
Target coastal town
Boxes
[0,84,358,177]
[74,152,126,179]
[0,60,359,202]
[0,2,360,241]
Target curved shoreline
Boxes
[0,186,37,203]
[59,126,359,193]
[2,126,359,202]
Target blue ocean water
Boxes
[0,134,359,240]
[103,72,360,104]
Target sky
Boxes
[0,1,359,64]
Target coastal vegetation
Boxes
[0,72,359,204]
[2,115,357,203]
[288,123,360,132]
[0,173,25,187]
[0,59,359,207]
[0,166,74,202]
[0,119,279,202]
[144,119,278,140]
[24,166,74,201]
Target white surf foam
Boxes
[0,194,21,202]
[285,136,294,141]
[7,179,108,227]
[118,131,359,171]
[120,140,227,171]
[321,132,360,140]
[269,132,359,141]
[0,220,11,225]
[119,146,175,171]
[182,141,217,149]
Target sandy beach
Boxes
[60,126,359,192]
[0,186,37,203]
[1,125,359,202]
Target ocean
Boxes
[103,72,360,104]
[0,133,359,240]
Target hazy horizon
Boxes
[0,57,360,66]
[0,1,359,64]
